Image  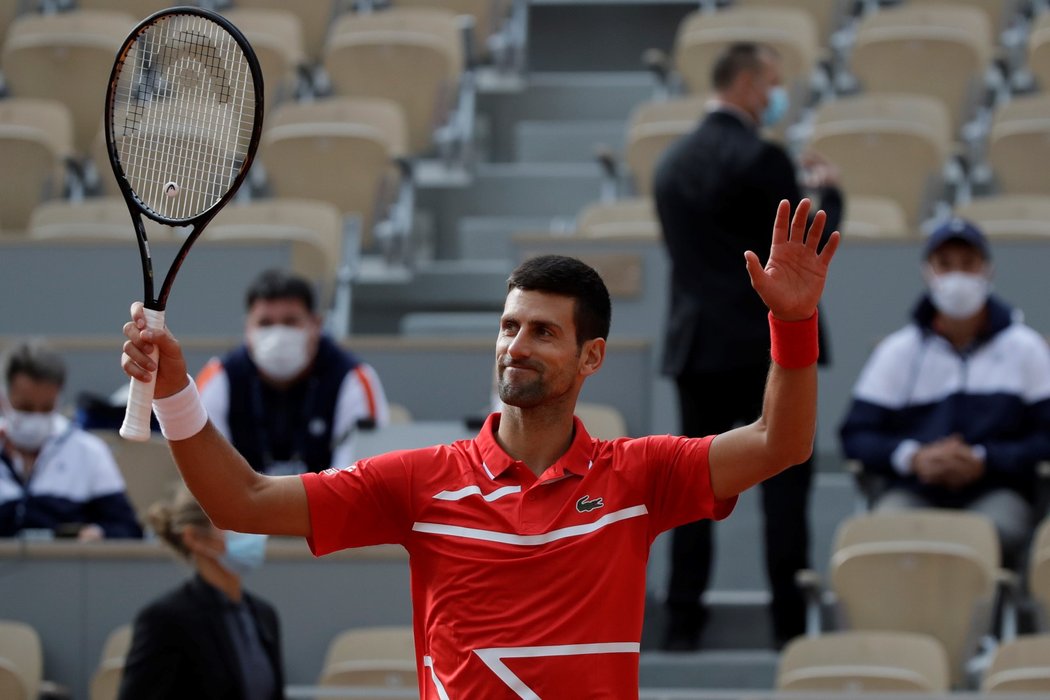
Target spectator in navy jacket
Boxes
[840,219,1050,566]
[0,340,142,539]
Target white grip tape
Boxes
[152,377,208,442]
[120,307,165,441]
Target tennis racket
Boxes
[106,7,264,441]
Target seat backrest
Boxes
[575,402,628,440]
[955,195,1050,238]
[0,660,28,700]
[261,97,406,248]
[99,624,133,665]
[734,0,846,43]
[29,197,172,242]
[322,8,463,154]
[777,630,950,692]
[1,10,137,153]
[89,657,125,700]
[673,7,818,95]
[1030,518,1050,627]
[830,511,999,686]
[624,95,706,196]
[90,430,179,524]
[576,198,659,239]
[1029,13,1050,92]
[320,626,416,689]
[318,661,417,690]
[392,0,508,60]
[0,97,73,234]
[981,634,1050,692]
[987,94,1050,196]
[219,8,305,108]
[909,0,1014,36]
[228,0,340,65]
[841,195,910,239]
[850,5,992,132]
[809,93,951,225]
[0,620,42,700]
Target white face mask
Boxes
[4,410,56,451]
[248,325,312,381]
[928,271,990,319]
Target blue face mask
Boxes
[220,531,267,577]
[761,86,790,127]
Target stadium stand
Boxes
[839,195,911,238]
[317,626,417,690]
[0,620,42,700]
[218,8,306,109]
[623,95,706,197]
[88,624,130,700]
[28,197,172,242]
[981,633,1050,692]
[986,94,1050,196]
[575,197,659,239]
[955,194,1050,237]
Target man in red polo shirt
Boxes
[121,199,839,698]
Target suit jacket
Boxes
[654,108,841,376]
[118,576,285,700]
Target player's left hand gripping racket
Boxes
[106,7,263,441]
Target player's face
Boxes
[496,289,596,408]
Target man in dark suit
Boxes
[653,42,843,650]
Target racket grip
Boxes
[120,308,166,442]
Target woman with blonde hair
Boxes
[119,487,285,699]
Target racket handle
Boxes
[120,308,166,442]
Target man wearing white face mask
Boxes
[198,269,389,476]
[0,341,142,540]
[654,42,844,650]
[841,219,1050,568]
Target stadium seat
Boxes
[575,402,628,439]
[260,97,407,251]
[909,0,1019,40]
[28,197,173,242]
[575,197,659,239]
[624,95,706,197]
[955,194,1050,238]
[849,5,993,133]
[777,630,950,692]
[227,0,340,66]
[840,195,911,239]
[0,620,42,700]
[734,0,846,46]
[322,8,466,155]
[1030,517,1050,630]
[986,94,1050,197]
[1028,12,1050,92]
[672,7,819,106]
[207,198,344,300]
[89,623,131,700]
[807,94,952,226]
[218,8,306,109]
[391,0,511,63]
[0,98,73,234]
[91,429,180,525]
[0,10,136,154]
[318,626,417,691]
[981,634,1050,692]
[75,0,187,15]
[817,510,1001,687]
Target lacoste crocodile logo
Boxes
[576,495,604,513]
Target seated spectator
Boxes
[0,340,142,539]
[840,219,1050,567]
[119,487,284,700]
[197,269,389,475]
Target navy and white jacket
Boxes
[840,295,1050,506]
[0,415,143,538]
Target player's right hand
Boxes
[121,302,190,399]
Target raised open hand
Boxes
[744,198,841,321]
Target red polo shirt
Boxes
[301,414,735,699]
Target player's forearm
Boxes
[167,421,272,531]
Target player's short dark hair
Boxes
[507,255,611,344]
[245,269,316,313]
[711,42,779,91]
[4,339,66,389]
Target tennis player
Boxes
[121,198,839,698]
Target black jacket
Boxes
[118,576,285,700]
[654,109,841,375]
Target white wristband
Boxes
[152,376,208,441]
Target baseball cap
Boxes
[922,218,990,260]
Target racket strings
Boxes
[112,13,256,222]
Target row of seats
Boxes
[793,509,1050,689]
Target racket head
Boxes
[104,6,264,228]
